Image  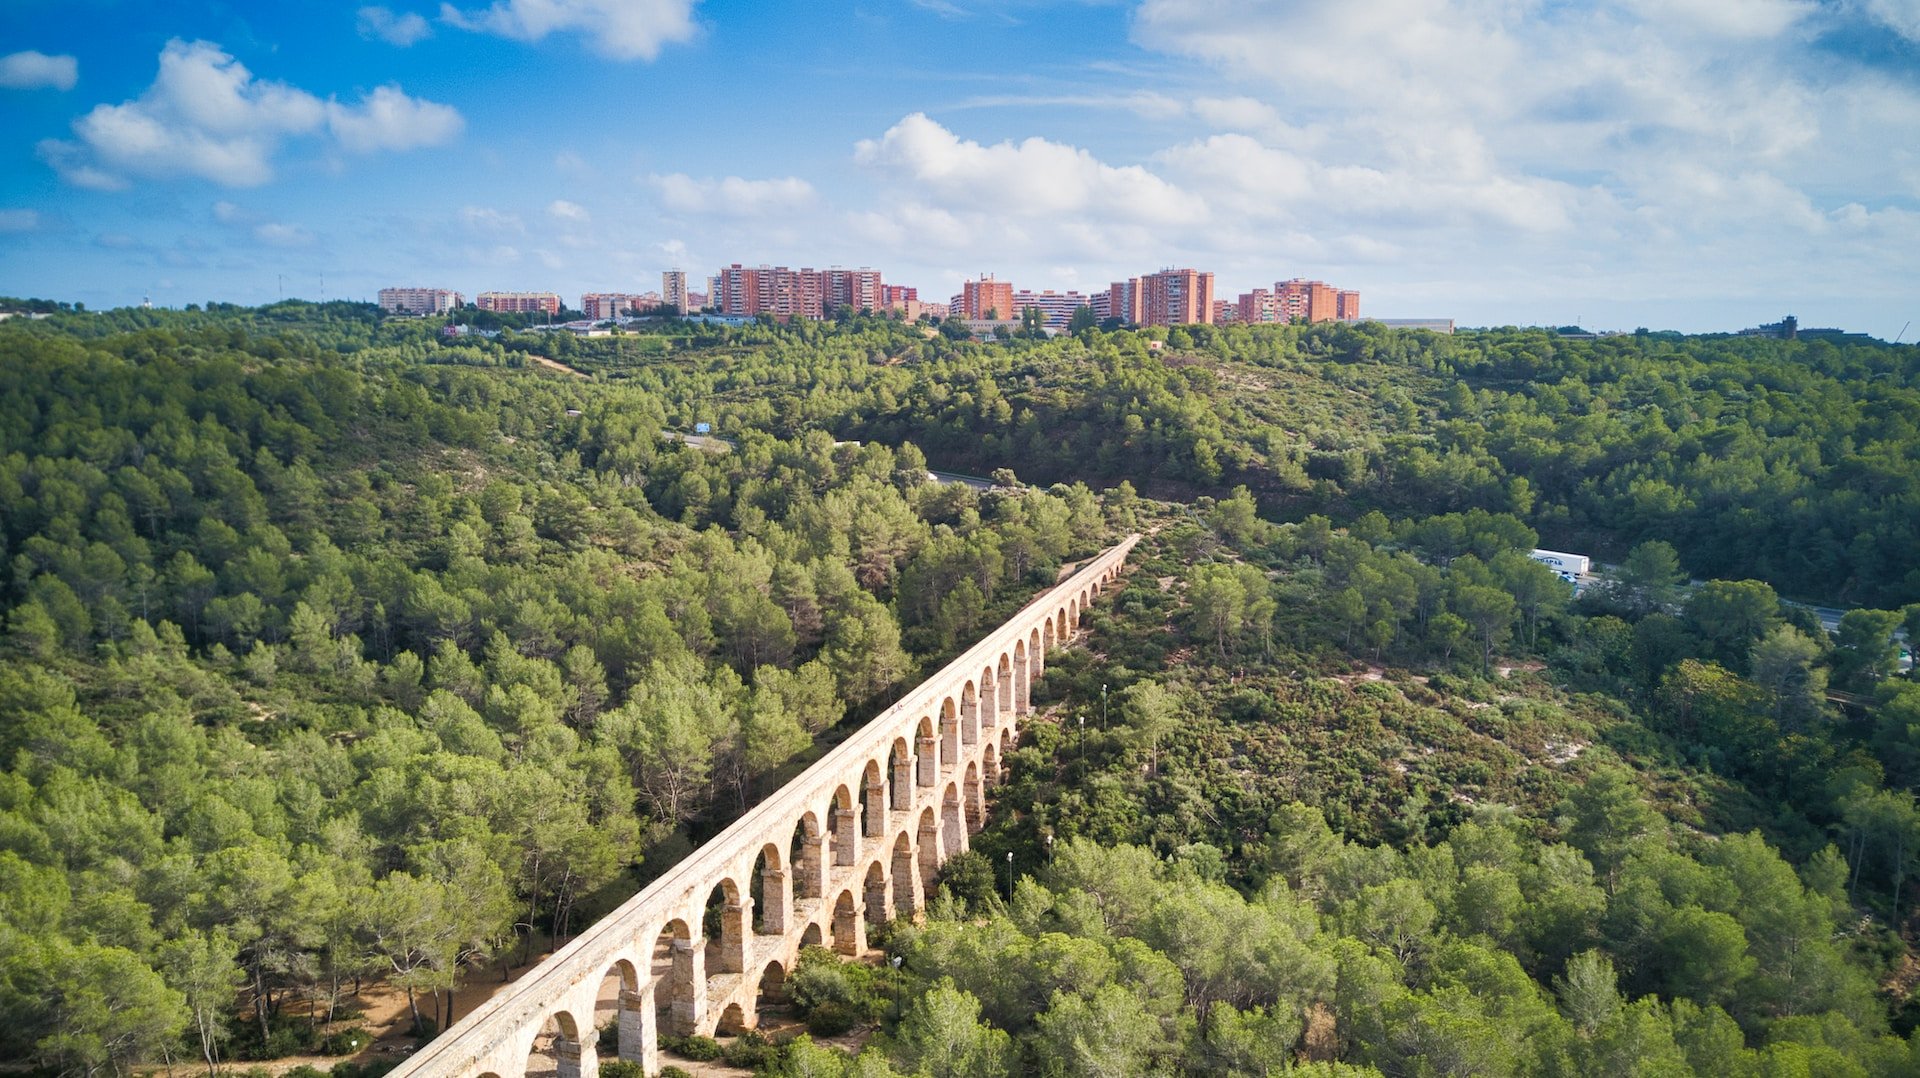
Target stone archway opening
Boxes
[941,783,965,857]
[702,879,746,975]
[752,842,787,935]
[829,785,858,867]
[862,759,887,839]
[791,813,824,902]
[983,741,999,787]
[831,890,861,956]
[961,681,979,747]
[1012,640,1029,714]
[594,959,644,1067]
[525,1009,586,1078]
[891,832,918,919]
[916,716,937,787]
[997,653,1014,716]
[1027,628,1042,701]
[801,922,824,948]
[964,761,984,834]
[716,1002,751,1036]
[652,919,699,1038]
[917,807,940,893]
[756,960,791,1031]
[940,697,959,771]
[889,737,913,811]
[863,859,890,930]
[980,666,999,734]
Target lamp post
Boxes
[1102,683,1108,730]
[1046,833,1054,863]
[891,954,903,1019]
[1078,712,1085,770]
[1005,850,1014,902]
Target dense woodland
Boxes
[0,303,1917,1076]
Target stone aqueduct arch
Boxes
[391,536,1138,1078]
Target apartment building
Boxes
[377,287,463,314]
[475,291,561,315]
[662,270,689,315]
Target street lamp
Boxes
[1005,850,1014,902]
[1046,833,1055,862]
[891,954,903,1019]
[1078,712,1085,769]
[1101,683,1108,730]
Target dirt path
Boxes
[526,354,589,378]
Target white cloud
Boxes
[358,6,434,46]
[254,222,315,246]
[1863,0,1920,39]
[547,198,589,221]
[1106,0,1920,322]
[0,50,78,91]
[854,113,1202,226]
[650,173,817,216]
[910,0,972,18]
[440,0,699,60]
[39,39,461,189]
[211,199,247,223]
[1620,0,1815,38]
[327,85,464,152]
[0,209,40,232]
[461,205,524,232]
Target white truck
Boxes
[1529,548,1591,583]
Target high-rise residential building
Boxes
[1105,278,1143,325]
[581,293,648,319]
[1140,268,1215,326]
[883,285,926,320]
[960,275,1015,320]
[1212,299,1236,323]
[476,291,561,315]
[1090,292,1113,322]
[1013,289,1092,329]
[824,268,885,313]
[714,265,887,320]
[1237,288,1283,323]
[662,270,689,315]
[378,287,463,314]
[1275,279,1338,323]
[1336,290,1361,322]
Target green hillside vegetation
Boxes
[0,313,1112,1072]
[0,305,1917,1075]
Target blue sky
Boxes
[2,0,1918,335]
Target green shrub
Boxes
[598,1061,645,1078]
[285,1067,329,1078]
[320,1027,370,1055]
[722,1030,778,1068]
[807,1001,857,1037]
[670,1034,721,1061]
[329,1058,400,1078]
[659,1068,694,1078]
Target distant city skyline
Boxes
[1,2,1916,336]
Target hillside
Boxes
[1,306,1918,1076]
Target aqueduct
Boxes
[388,535,1139,1078]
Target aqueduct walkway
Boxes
[388,535,1139,1077]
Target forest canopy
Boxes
[1,304,1917,1076]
